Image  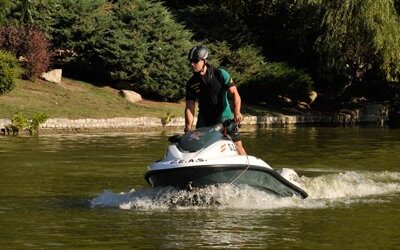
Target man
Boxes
[184,45,247,155]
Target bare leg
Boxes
[234,140,247,155]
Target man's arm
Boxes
[228,86,243,124]
[184,100,195,132]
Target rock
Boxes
[278,95,292,105]
[121,90,142,103]
[41,69,62,83]
[297,101,310,110]
[309,91,317,104]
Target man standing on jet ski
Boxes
[184,45,247,155]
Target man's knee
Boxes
[234,141,246,155]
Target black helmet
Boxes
[188,46,209,62]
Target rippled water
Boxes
[0,127,399,249]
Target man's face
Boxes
[190,59,204,73]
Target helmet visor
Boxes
[189,58,200,64]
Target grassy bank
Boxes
[0,78,187,119]
[0,78,285,120]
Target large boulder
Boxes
[41,69,62,83]
[121,90,142,103]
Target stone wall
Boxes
[0,104,389,134]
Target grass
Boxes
[0,78,291,120]
[0,78,185,119]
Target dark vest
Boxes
[186,65,230,126]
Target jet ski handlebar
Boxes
[218,119,241,132]
[169,119,241,143]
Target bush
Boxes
[0,25,51,80]
[207,42,265,85]
[10,111,48,135]
[16,0,192,101]
[0,0,14,25]
[11,112,29,131]
[23,27,51,79]
[241,62,314,103]
[167,3,253,49]
[29,112,49,135]
[0,49,22,93]
[204,42,313,103]
[90,0,193,101]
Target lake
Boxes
[0,126,399,249]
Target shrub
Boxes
[0,26,22,55]
[208,42,265,85]
[241,62,314,103]
[19,0,192,101]
[10,111,49,135]
[0,25,51,80]
[0,49,22,93]
[167,3,253,49]
[89,0,193,101]
[0,0,13,25]
[23,27,51,79]
[205,42,313,103]
[11,112,29,131]
[29,112,49,135]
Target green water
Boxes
[0,127,399,249]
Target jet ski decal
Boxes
[170,158,206,164]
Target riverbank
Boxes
[0,102,388,135]
[0,78,389,135]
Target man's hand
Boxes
[234,112,243,124]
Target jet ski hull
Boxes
[145,164,308,199]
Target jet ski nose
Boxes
[277,168,302,188]
[168,134,181,143]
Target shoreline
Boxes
[0,106,387,135]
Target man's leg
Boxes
[234,140,247,155]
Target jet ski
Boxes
[145,121,308,199]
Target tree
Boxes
[0,25,51,80]
[88,0,193,101]
[0,0,14,25]
[3,0,194,101]
[164,2,254,49]
[315,0,400,97]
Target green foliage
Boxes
[93,0,193,101]
[217,0,400,100]
[29,112,48,135]
[4,0,398,105]
[0,49,22,93]
[207,42,265,85]
[315,0,400,84]
[11,112,29,131]
[11,111,48,135]
[242,62,313,103]
[205,41,313,101]
[34,0,112,51]
[6,0,193,101]
[161,112,175,126]
[220,0,322,67]
[166,3,253,49]
[0,0,14,25]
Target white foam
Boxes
[302,171,400,199]
[90,171,400,210]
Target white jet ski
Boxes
[145,122,308,199]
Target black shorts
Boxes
[227,128,241,142]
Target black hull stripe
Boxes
[145,164,308,199]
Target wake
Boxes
[90,170,400,210]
